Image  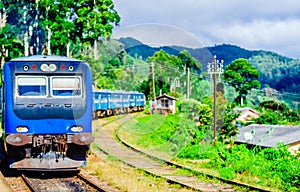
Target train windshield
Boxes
[16,76,47,97]
[51,76,82,97]
[16,76,82,97]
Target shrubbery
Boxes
[125,99,300,191]
[255,100,300,125]
[183,141,300,191]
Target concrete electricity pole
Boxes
[207,55,224,142]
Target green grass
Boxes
[118,114,185,158]
[120,114,179,147]
[118,113,300,192]
[123,114,167,135]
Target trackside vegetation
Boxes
[119,101,300,191]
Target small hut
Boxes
[155,94,177,115]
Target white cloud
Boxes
[112,0,300,58]
[203,19,300,56]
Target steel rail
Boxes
[93,115,273,192]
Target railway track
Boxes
[0,114,273,191]
[93,114,272,192]
[4,170,115,192]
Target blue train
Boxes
[1,55,95,170]
[92,90,146,118]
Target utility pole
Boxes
[187,67,190,99]
[213,58,217,141]
[151,62,156,113]
[207,55,224,142]
[23,6,29,56]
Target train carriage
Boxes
[92,90,145,118]
[129,91,146,112]
[92,90,111,118]
[1,55,94,171]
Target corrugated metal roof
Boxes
[235,124,300,148]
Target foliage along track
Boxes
[93,116,242,192]
[115,127,273,192]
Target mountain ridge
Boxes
[117,37,300,94]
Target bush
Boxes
[131,112,300,191]
[192,142,300,190]
[255,100,300,125]
[177,144,215,159]
[258,144,300,190]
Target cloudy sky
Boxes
[111,0,300,59]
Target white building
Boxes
[155,94,177,115]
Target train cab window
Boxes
[16,76,47,97]
[51,76,82,97]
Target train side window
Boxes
[124,94,130,102]
[112,95,117,102]
[16,76,47,97]
[100,95,107,103]
[51,76,82,97]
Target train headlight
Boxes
[41,63,49,71]
[40,63,57,72]
[49,64,57,72]
[16,126,29,133]
[71,126,83,132]
[6,134,30,146]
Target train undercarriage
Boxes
[3,133,94,170]
[93,106,145,119]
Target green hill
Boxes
[116,37,300,94]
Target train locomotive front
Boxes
[1,55,94,170]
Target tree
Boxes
[0,2,23,65]
[218,103,240,143]
[223,58,260,106]
[147,50,181,98]
[256,100,300,125]
[3,0,44,56]
[202,92,228,139]
[179,100,211,145]
[74,0,120,59]
[0,25,23,65]
[39,0,121,57]
[178,49,202,70]
[39,0,76,56]
[2,0,121,58]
